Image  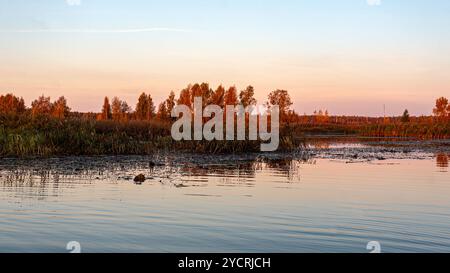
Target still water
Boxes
[0,141,449,253]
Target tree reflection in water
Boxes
[0,154,313,199]
[436,153,449,171]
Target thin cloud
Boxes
[0,27,194,33]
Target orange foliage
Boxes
[0,93,26,115]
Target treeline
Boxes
[356,97,450,139]
[2,89,449,124]
[0,93,71,119]
[94,84,292,122]
[1,88,449,157]
[281,97,450,139]
[0,84,300,157]
[0,83,294,124]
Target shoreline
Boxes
[1,138,448,162]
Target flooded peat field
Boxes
[0,138,449,253]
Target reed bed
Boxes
[359,122,450,139]
[2,113,448,157]
[0,114,304,157]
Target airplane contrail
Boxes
[0,27,194,33]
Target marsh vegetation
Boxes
[1,87,449,157]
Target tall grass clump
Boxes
[0,113,304,157]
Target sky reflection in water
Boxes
[0,142,449,253]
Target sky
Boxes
[0,0,449,116]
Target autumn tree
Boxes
[267,89,293,120]
[146,94,155,120]
[111,97,122,121]
[433,97,449,120]
[135,92,149,120]
[101,97,112,120]
[199,82,213,106]
[224,86,238,106]
[166,91,176,116]
[156,102,168,120]
[157,91,176,120]
[31,95,52,117]
[401,109,410,123]
[313,109,330,123]
[176,83,213,110]
[239,85,257,108]
[177,85,193,108]
[210,85,225,108]
[111,97,132,121]
[52,96,71,119]
[121,101,131,121]
[0,93,26,115]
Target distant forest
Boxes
[1,83,449,156]
[1,83,449,124]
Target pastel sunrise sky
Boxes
[1,0,449,116]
